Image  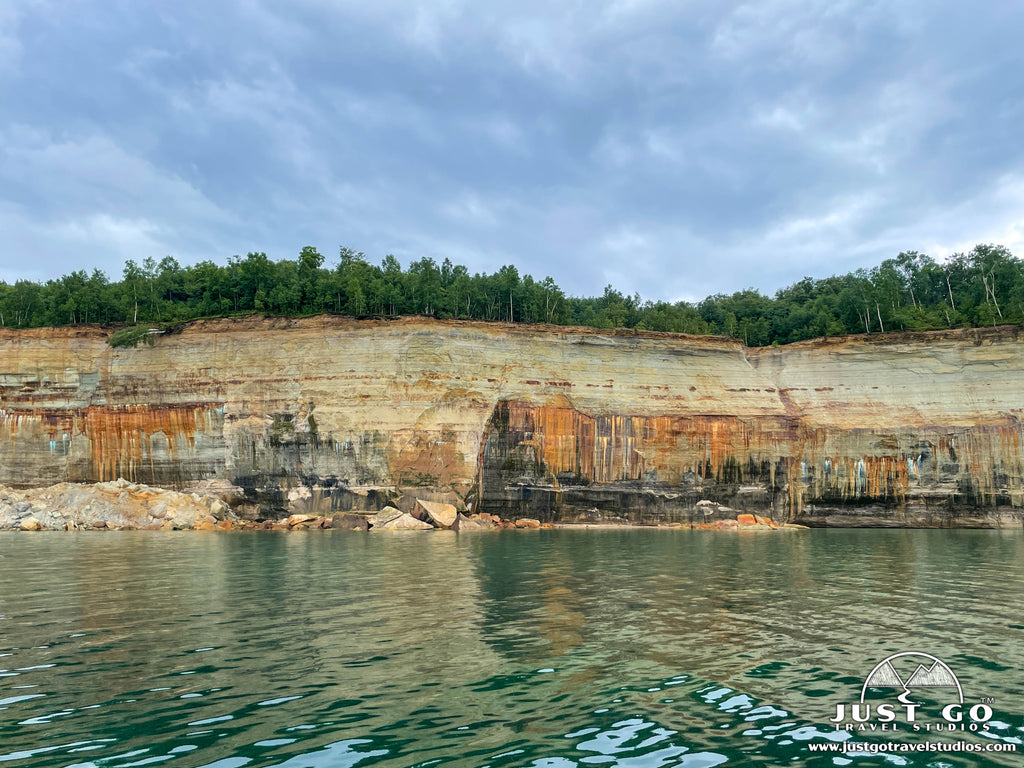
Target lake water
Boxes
[1,529,1022,767]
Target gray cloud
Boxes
[2,0,1023,301]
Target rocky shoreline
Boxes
[0,480,789,532]
[0,479,236,531]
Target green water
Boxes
[1,529,1022,767]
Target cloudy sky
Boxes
[2,1,1023,301]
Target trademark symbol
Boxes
[981,697,995,704]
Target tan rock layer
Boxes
[1,317,1022,525]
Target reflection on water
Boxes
[1,529,1022,767]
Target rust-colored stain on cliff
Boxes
[85,404,214,482]
[1,409,83,441]
[1,403,221,484]
[3,319,1024,519]
[487,401,1024,509]
[816,455,910,502]
[391,428,466,488]
[493,401,796,485]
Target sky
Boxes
[2,1,1023,302]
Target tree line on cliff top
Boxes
[1,243,1022,346]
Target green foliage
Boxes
[107,324,163,348]
[269,417,296,446]
[6,243,1024,346]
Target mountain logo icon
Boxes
[860,652,963,705]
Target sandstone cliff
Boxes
[1,317,1021,527]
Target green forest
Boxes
[2,243,1023,347]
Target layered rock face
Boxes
[1,318,1021,527]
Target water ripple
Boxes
[0,529,1021,767]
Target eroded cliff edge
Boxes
[1,317,1022,527]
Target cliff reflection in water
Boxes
[1,529,1023,767]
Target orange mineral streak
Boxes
[947,425,1024,499]
[84,405,210,482]
[498,401,796,485]
[1,409,81,442]
[817,455,909,501]
[390,428,465,487]
[493,402,1024,509]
